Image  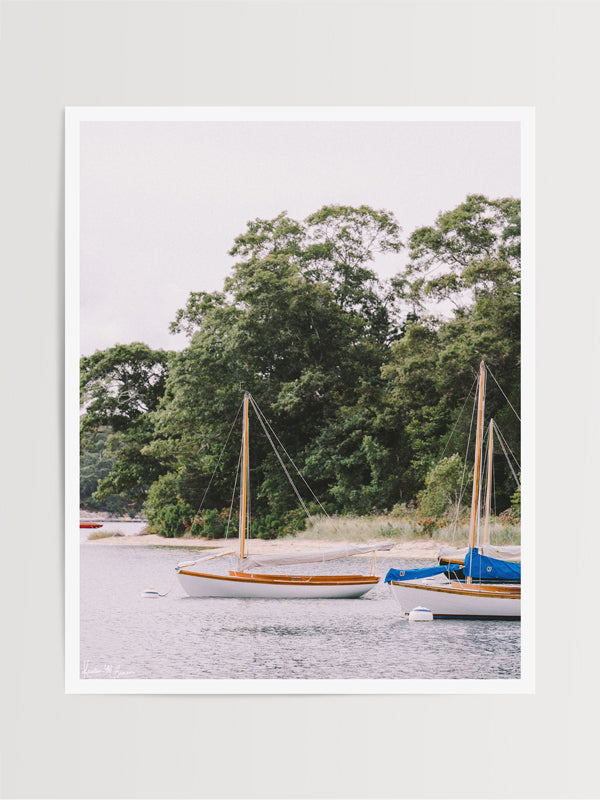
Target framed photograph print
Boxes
[66,106,534,694]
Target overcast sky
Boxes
[79,119,520,355]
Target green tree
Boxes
[82,197,521,534]
[80,343,172,505]
[383,195,521,509]
[393,194,520,313]
[145,205,404,526]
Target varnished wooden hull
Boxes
[177,569,379,598]
[389,580,520,619]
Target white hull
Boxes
[389,581,520,619]
[177,570,378,599]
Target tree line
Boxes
[80,195,521,537]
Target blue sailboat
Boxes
[386,362,521,619]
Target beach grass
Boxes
[288,514,520,547]
[86,530,125,540]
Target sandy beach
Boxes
[84,530,446,559]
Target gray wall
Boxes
[1,2,598,798]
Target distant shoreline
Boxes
[84,532,446,559]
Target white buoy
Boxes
[141,588,160,598]
[408,606,434,622]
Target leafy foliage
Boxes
[80,344,173,508]
[80,428,139,515]
[144,204,405,526]
[79,198,521,535]
[417,454,465,519]
[80,343,171,433]
[382,195,521,507]
[393,194,520,312]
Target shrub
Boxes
[417,453,464,519]
[158,502,196,538]
[499,507,520,525]
[199,508,228,539]
[182,508,238,539]
[252,513,282,540]
[144,472,181,530]
[416,515,442,538]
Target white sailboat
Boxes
[387,361,521,619]
[176,392,393,598]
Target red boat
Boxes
[79,522,103,529]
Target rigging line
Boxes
[249,394,330,518]
[486,365,521,422]
[494,426,521,489]
[450,381,479,541]
[440,374,478,460]
[155,574,178,597]
[193,399,244,521]
[225,438,244,540]
[493,421,521,473]
[247,395,314,520]
[250,395,329,517]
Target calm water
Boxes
[80,543,521,681]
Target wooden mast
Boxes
[467,361,486,584]
[483,419,494,546]
[239,392,250,561]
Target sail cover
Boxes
[437,546,469,562]
[384,565,449,583]
[481,544,521,562]
[463,548,521,580]
[438,544,521,563]
[240,541,394,571]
